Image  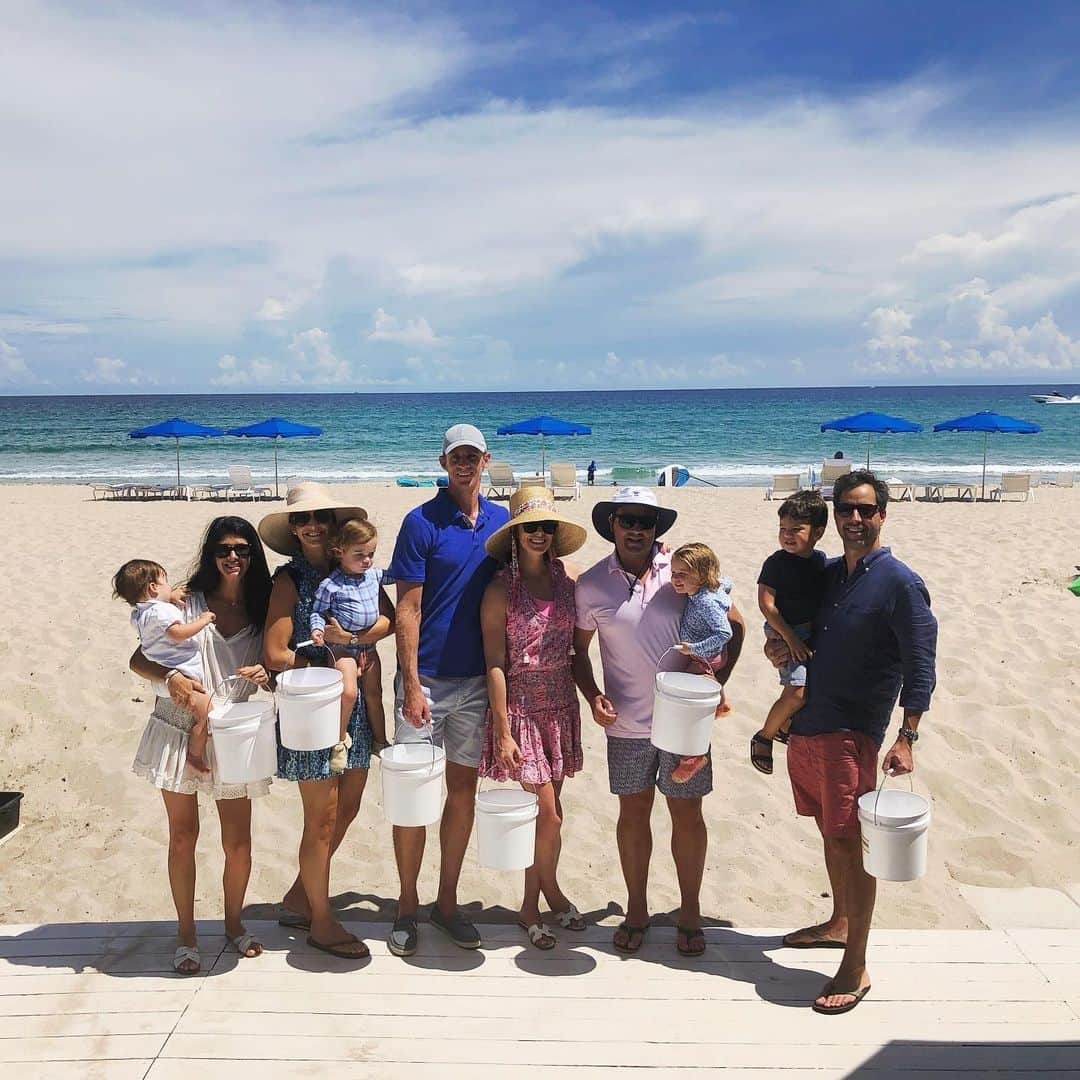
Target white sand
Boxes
[1,482,1078,931]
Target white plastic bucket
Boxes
[381,741,446,826]
[858,784,931,882]
[277,667,343,751]
[475,789,539,870]
[651,671,722,755]
[209,700,277,785]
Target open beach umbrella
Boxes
[820,411,923,469]
[225,417,323,498]
[128,417,224,489]
[932,410,1042,500]
[495,415,592,474]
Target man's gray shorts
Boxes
[393,673,488,768]
[606,736,713,799]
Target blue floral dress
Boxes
[274,557,373,781]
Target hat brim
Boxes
[259,502,368,556]
[591,501,677,543]
[485,512,588,563]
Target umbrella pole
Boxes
[175,438,181,491]
[866,433,871,470]
[274,439,280,499]
[982,432,988,501]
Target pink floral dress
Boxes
[480,559,582,785]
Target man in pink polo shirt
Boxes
[573,488,745,957]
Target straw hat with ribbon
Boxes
[485,487,588,563]
[258,482,367,556]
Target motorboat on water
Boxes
[1030,391,1080,404]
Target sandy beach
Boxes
[1,481,1077,933]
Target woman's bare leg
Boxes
[217,796,259,953]
[161,789,200,969]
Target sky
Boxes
[2,0,1080,394]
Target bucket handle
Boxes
[206,674,262,735]
[870,770,915,827]
[655,643,724,688]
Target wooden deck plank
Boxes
[0,989,197,1016]
[0,1011,179,1038]
[146,1065,829,1080]
[12,1063,154,1080]
[0,1033,168,1063]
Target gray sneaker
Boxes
[429,905,481,949]
[388,915,418,957]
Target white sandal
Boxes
[553,904,586,931]
[173,944,201,974]
[518,921,557,950]
[229,932,263,958]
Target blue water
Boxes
[1,386,1077,486]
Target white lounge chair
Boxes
[765,473,800,501]
[886,479,916,503]
[549,462,580,500]
[221,465,273,501]
[1051,471,1074,487]
[991,473,1035,503]
[485,461,517,499]
[814,462,852,500]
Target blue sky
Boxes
[2,0,1080,393]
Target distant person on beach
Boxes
[310,517,390,767]
[833,451,845,459]
[765,470,936,1015]
[387,423,509,957]
[587,460,597,486]
[669,542,734,784]
[751,490,828,775]
[126,517,273,974]
[574,487,745,958]
[479,487,588,949]
[114,559,216,772]
[262,484,395,961]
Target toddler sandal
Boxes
[172,944,201,975]
[229,932,263,958]
[519,922,557,950]
[750,732,774,775]
[552,904,586,932]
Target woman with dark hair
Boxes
[128,515,273,974]
[260,483,394,960]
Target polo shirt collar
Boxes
[841,545,892,580]
[437,488,488,528]
[605,543,669,577]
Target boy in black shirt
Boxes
[752,490,828,775]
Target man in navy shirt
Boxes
[768,470,937,1015]
[387,424,510,957]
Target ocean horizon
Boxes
[2,384,1077,487]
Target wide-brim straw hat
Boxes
[258,482,367,556]
[591,485,677,543]
[485,486,588,562]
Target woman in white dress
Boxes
[129,516,273,974]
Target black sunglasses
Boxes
[614,513,658,531]
[520,520,557,535]
[214,543,252,558]
[835,502,882,519]
[288,509,335,526]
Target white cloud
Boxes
[78,355,157,385]
[0,315,88,335]
[367,308,442,346]
[0,339,34,384]
[287,328,351,383]
[210,353,305,388]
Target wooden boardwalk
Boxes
[1,920,1079,1077]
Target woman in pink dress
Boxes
[480,487,589,949]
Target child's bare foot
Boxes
[672,755,707,783]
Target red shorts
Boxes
[787,730,878,838]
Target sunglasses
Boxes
[835,502,882,519]
[288,509,335,526]
[614,513,658,531]
[520,520,557,535]
[214,543,252,559]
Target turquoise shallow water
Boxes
[1,385,1077,486]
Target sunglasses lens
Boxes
[837,503,879,519]
[521,520,558,535]
[289,509,335,526]
[314,509,335,524]
[215,543,251,558]
[616,514,657,530]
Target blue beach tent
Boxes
[495,415,592,474]
[128,417,225,490]
[226,417,323,498]
[820,411,923,470]
[932,411,1042,500]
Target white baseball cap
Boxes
[442,423,488,455]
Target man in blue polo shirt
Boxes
[768,469,936,1016]
[386,423,509,957]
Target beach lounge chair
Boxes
[549,462,580,500]
[886,478,916,503]
[991,473,1035,503]
[814,461,852,500]
[90,483,136,500]
[1050,471,1074,487]
[220,465,273,501]
[485,461,517,500]
[764,473,800,501]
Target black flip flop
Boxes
[676,925,706,957]
[306,934,370,960]
[750,732,774,775]
[782,930,847,949]
[612,921,650,954]
[277,912,311,931]
[812,984,871,1015]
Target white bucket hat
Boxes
[591,486,677,543]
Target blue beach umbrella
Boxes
[226,417,323,498]
[932,411,1042,500]
[820,411,924,470]
[495,415,592,474]
[128,417,224,489]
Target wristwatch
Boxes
[899,726,919,744]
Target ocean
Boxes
[1,385,1077,487]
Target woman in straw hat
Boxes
[260,482,395,960]
[479,487,589,949]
